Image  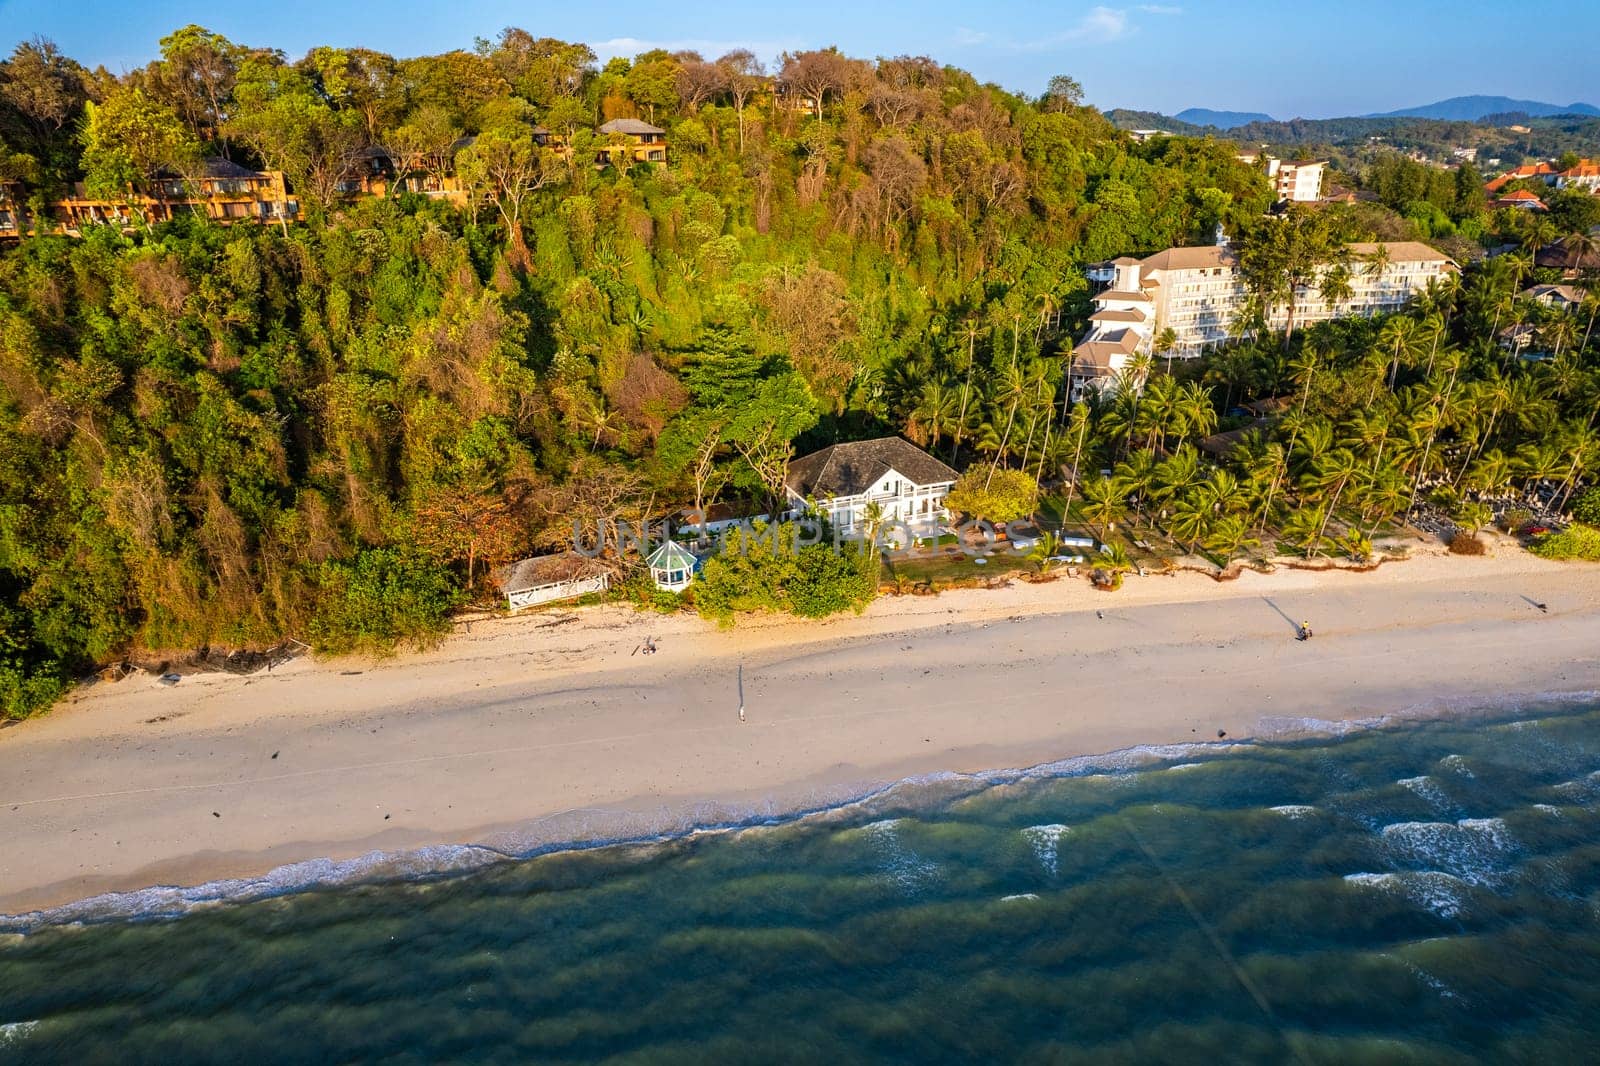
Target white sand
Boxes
[2,540,1597,915]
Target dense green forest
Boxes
[0,30,1597,717]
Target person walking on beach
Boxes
[1299,620,1313,641]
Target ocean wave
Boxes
[1379,818,1518,887]
[1255,714,1396,740]
[0,1021,39,1047]
[1397,776,1454,813]
[1344,871,1472,920]
[1021,824,1070,876]
[1552,771,1600,803]
[1268,805,1318,819]
[999,893,1039,903]
[1438,754,1475,779]
[863,819,939,895]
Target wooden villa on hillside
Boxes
[596,119,668,166]
[47,157,294,234]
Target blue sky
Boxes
[1,0,1595,119]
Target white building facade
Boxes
[1071,235,1456,394]
[784,437,959,537]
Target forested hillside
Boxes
[0,31,1277,712]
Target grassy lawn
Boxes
[886,547,1036,586]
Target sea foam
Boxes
[1344,871,1472,920]
[1379,817,1518,887]
[862,819,940,895]
[1021,824,1070,876]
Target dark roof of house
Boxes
[599,118,666,136]
[786,437,958,498]
[491,552,609,594]
[200,157,264,179]
[154,157,265,180]
[1536,238,1600,270]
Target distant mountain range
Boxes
[1365,96,1600,121]
[1173,108,1276,129]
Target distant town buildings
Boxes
[1485,158,1600,195]
[1489,189,1548,211]
[1071,231,1456,399]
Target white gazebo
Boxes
[647,541,699,593]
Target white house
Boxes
[1521,283,1587,311]
[784,437,959,537]
[491,553,611,611]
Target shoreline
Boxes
[9,690,1595,934]
[3,542,1599,921]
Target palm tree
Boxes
[1060,401,1094,514]
[1167,493,1212,555]
[1204,514,1260,564]
[1282,504,1329,557]
[1197,468,1250,517]
[1464,449,1515,498]
[914,377,959,452]
[1152,444,1203,511]
[1153,327,1179,374]
[1303,447,1365,550]
[1174,380,1218,442]
[1095,542,1134,583]
[1376,316,1419,392]
[1028,531,1062,574]
[985,361,1030,485]
[1079,475,1129,542]
[1114,450,1158,521]
[950,319,982,462]
[1578,289,1600,354]
[1552,421,1599,512]
[1514,438,1566,499]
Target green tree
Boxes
[79,87,200,212]
[308,549,464,655]
[944,468,1039,524]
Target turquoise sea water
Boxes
[4,701,1600,1063]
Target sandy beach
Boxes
[3,541,1598,919]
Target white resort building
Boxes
[1071,232,1456,399]
[1236,154,1327,202]
[784,437,959,537]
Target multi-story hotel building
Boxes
[1070,233,1455,399]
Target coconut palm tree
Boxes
[1205,514,1260,564]
[1303,446,1365,548]
[1079,475,1128,541]
[1281,504,1329,557]
[1152,444,1204,510]
[1167,493,1212,554]
[1174,380,1218,442]
[1113,450,1158,521]
[1376,316,1419,392]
